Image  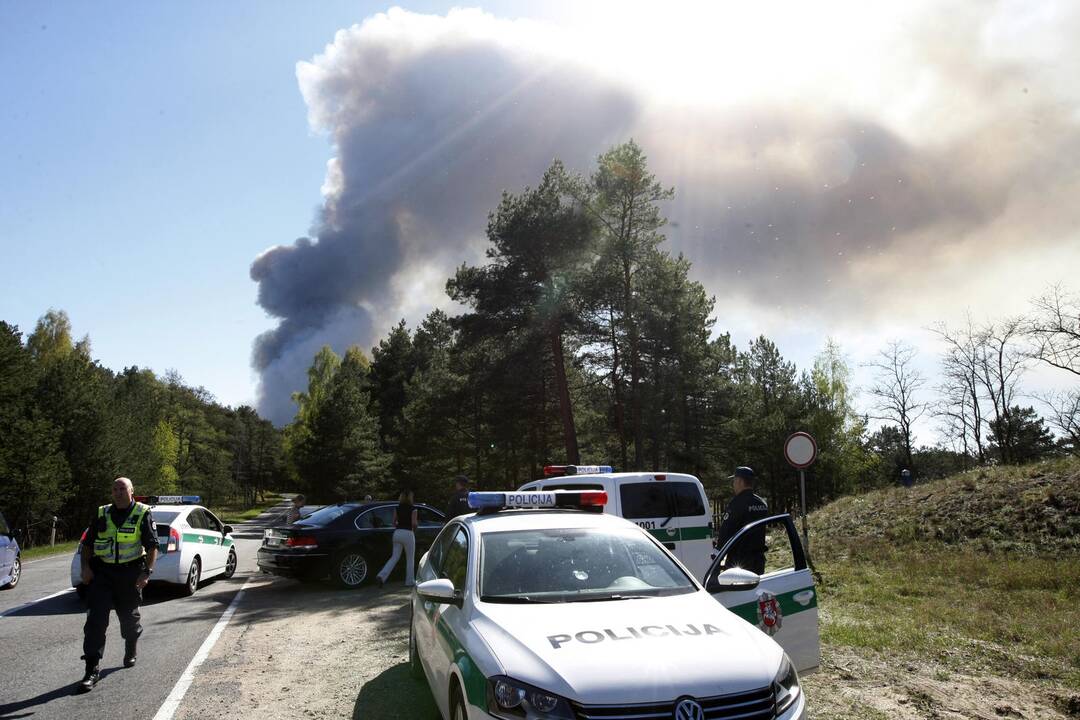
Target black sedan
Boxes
[257,501,446,588]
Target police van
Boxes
[71,495,237,598]
[410,490,815,720]
[518,466,714,579]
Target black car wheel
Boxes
[223,548,238,579]
[2,554,20,589]
[450,682,466,720]
[334,550,370,588]
[184,557,201,596]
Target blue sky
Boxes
[3,2,1077,440]
[2,2,547,407]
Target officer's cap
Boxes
[730,466,756,482]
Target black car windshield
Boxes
[151,511,179,524]
[297,504,357,526]
[480,527,695,603]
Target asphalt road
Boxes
[0,504,284,720]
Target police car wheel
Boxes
[409,615,423,679]
[449,683,466,720]
[334,550,369,588]
[2,555,19,589]
[223,549,237,579]
[184,557,201,596]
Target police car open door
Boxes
[703,514,820,672]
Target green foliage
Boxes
[0,315,284,546]
[284,345,390,502]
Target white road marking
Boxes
[151,577,254,720]
[0,587,75,617]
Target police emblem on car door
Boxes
[704,514,820,671]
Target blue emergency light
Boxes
[135,495,202,505]
[542,464,613,477]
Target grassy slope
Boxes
[805,457,1080,713]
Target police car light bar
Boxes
[468,490,608,511]
[134,495,202,505]
[542,464,613,477]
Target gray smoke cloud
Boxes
[252,5,1080,424]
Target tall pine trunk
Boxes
[550,324,580,464]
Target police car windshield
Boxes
[296,504,356,526]
[480,527,695,603]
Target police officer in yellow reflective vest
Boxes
[78,477,157,692]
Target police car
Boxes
[519,466,715,579]
[409,490,817,720]
[71,496,237,598]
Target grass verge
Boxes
[20,540,80,561]
[815,539,1080,691]
[213,495,288,525]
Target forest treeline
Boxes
[282,142,1079,510]
[0,311,283,545]
[4,142,1077,542]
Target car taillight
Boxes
[167,527,180,553]
[285,536,318,548]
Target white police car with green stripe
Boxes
[520,466,716,579]
[410,490,817,720]
[71,496,237,598]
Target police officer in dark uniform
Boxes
[78,477,157,692]
[715,466,771,574]
[445,475,471,518]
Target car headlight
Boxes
[773,654,800,714]
[487,676,574,719]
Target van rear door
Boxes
[618,481,681,554]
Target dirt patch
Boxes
[174,577,437,720]
[805,645,1080,720]
[175,576,1079,720]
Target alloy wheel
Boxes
[339,553,368,587]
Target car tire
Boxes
[184,557,201,596]
[223,548,238,579]
[409,612,423,679]
[1,554,20,589]
[334,550,370,589]
[449,681,466,720]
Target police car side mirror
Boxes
[416,578,463,607]
[708,568,761,593]
[223,525,234,535]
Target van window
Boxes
[619,483,669,519]
[669,482,706,516]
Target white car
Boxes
[72,496,237,598]
[410,490,817,720]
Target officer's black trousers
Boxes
[83,561,143,663]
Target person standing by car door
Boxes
[445,475,471,518]
[376,490,418,587]
[78,477,158,692]
[715,467,770,574]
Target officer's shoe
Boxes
[78,661,100,692]
[124,640,137,668]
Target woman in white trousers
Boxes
[377,490,418,587]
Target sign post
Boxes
[783,431,818,561]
